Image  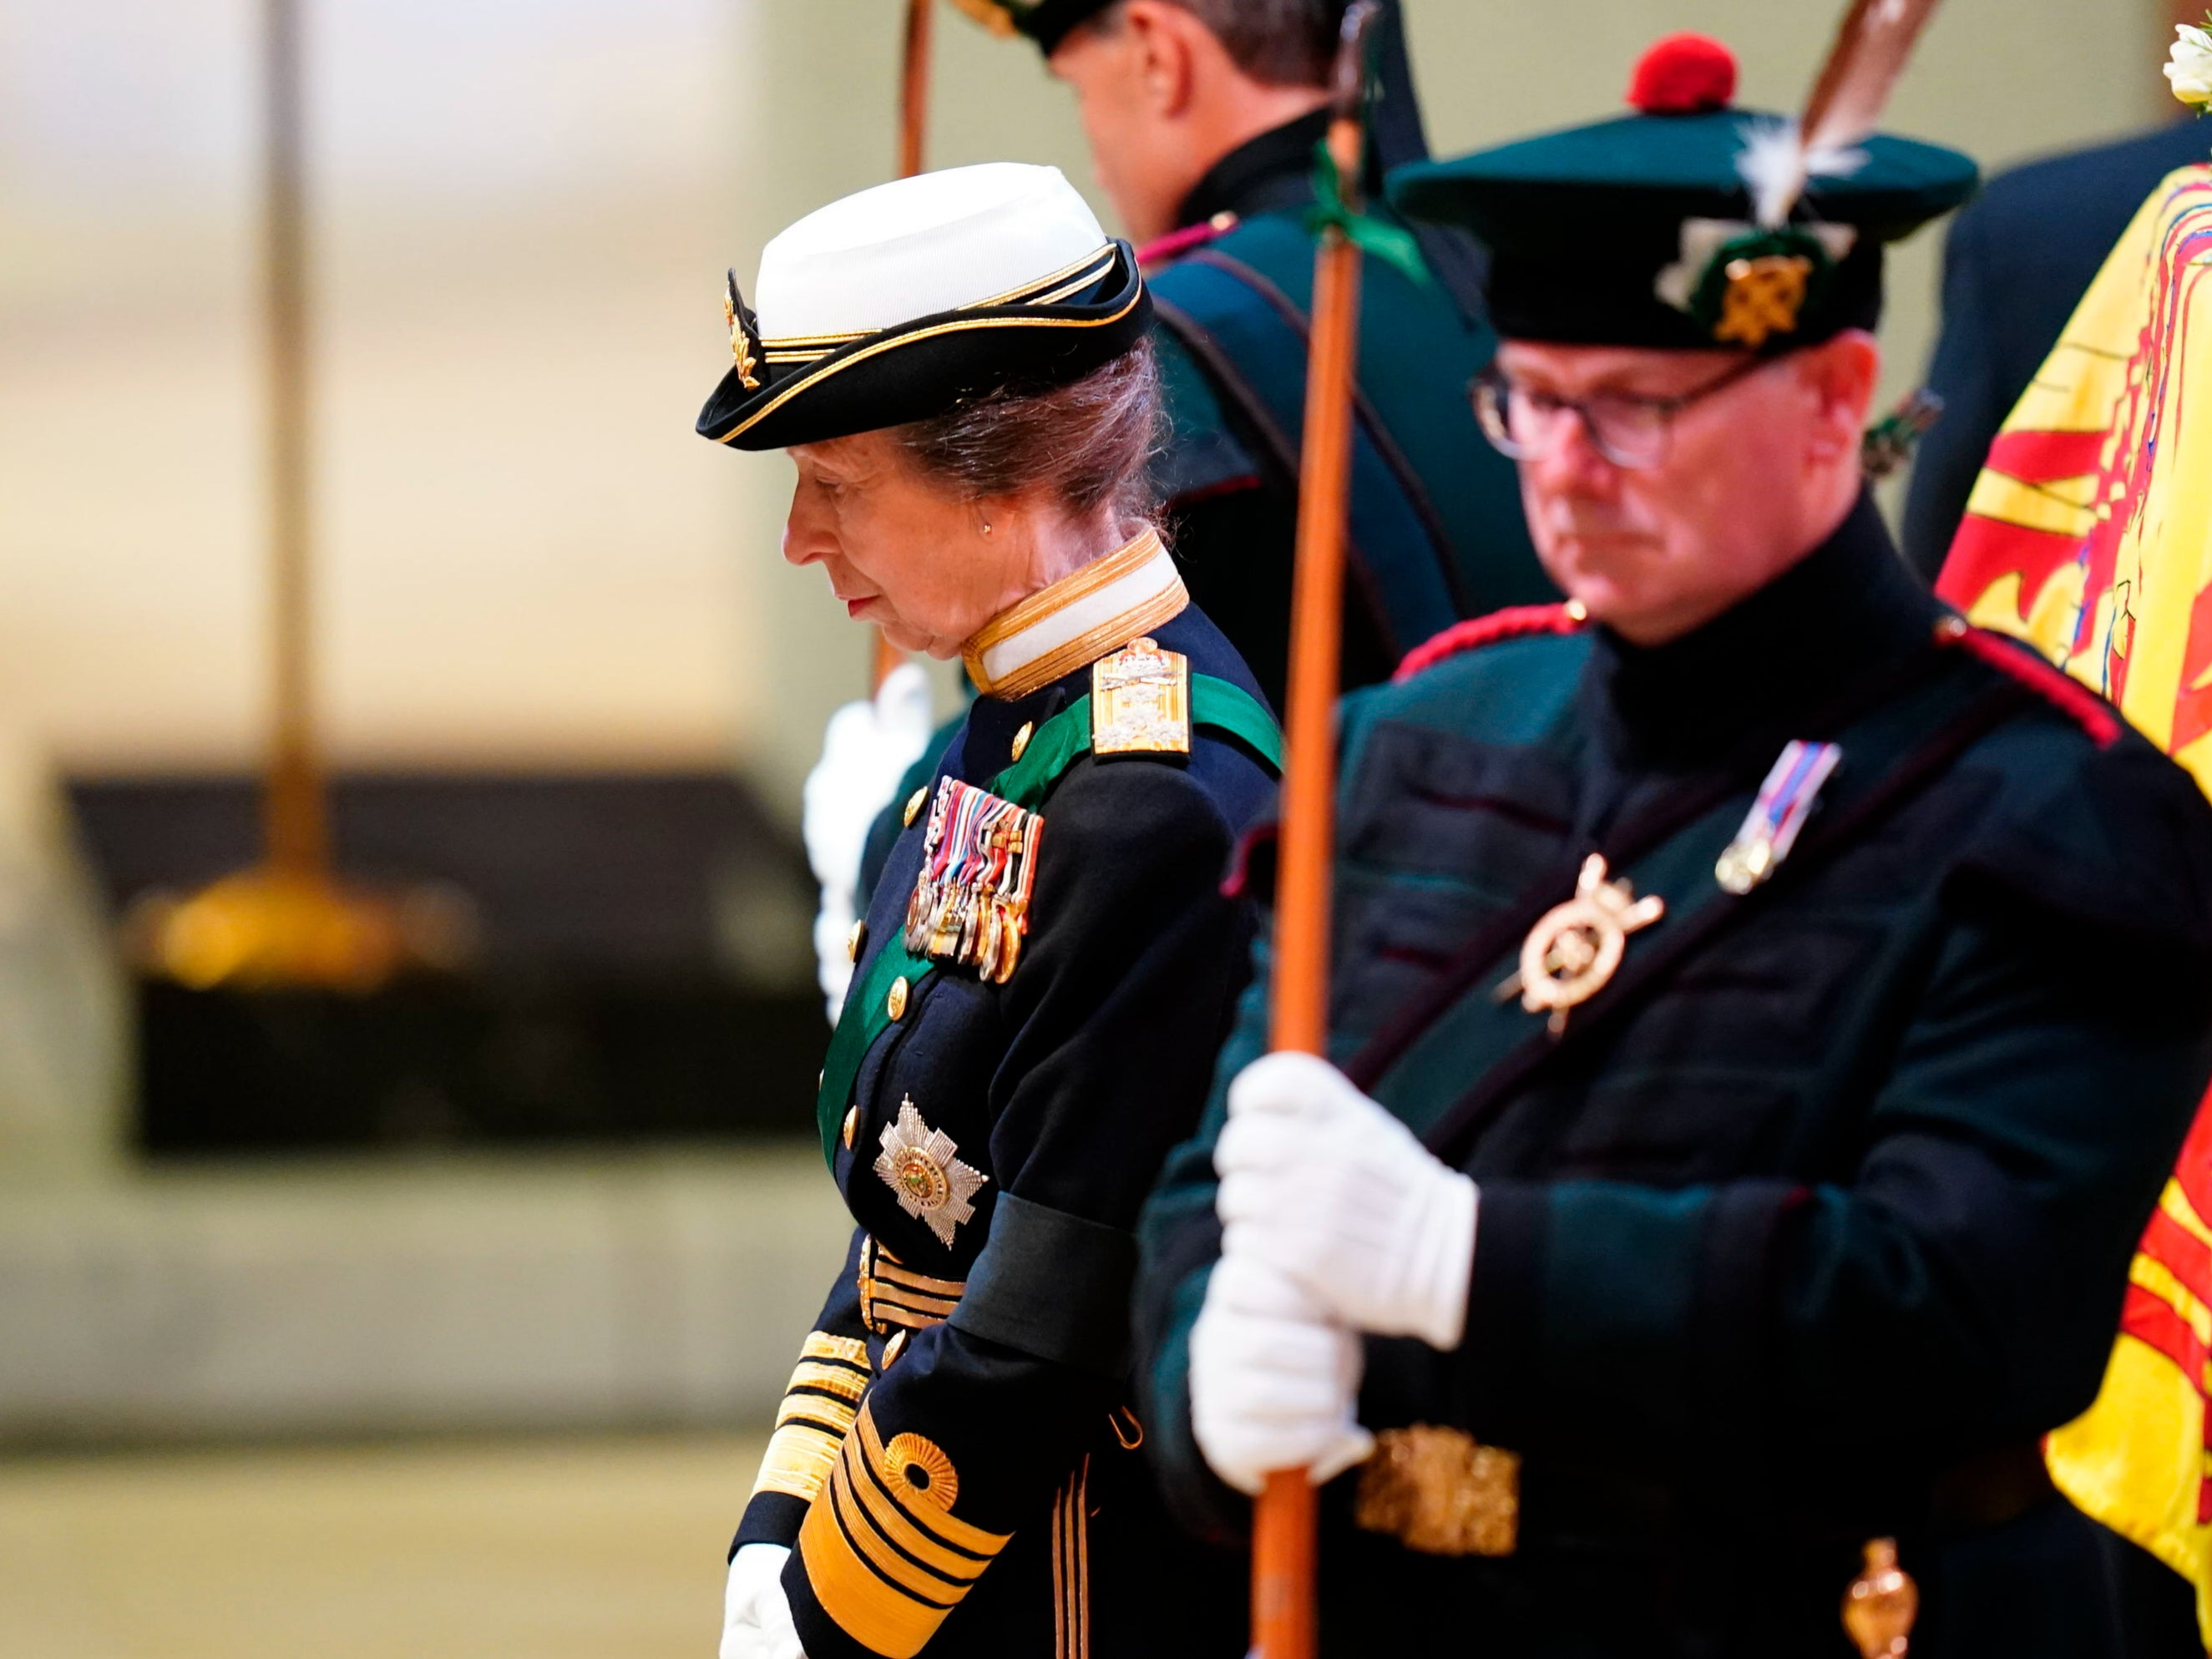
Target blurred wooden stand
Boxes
[126,0,471,994]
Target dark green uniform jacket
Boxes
[740,602,1278,1659]
[1136,498,2212,1656]
[1146,111,1554,707]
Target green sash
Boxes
[815,675,1281,1166]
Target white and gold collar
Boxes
[960,528,1187,701]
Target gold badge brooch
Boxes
[873,1099,988,1247]
[1496,853,1665,1035]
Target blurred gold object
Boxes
[947,0,1018,39]
[1842,1537,1919,1659]
[124,872,475,994]
[1353,1425,1519,1557]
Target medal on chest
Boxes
[902,776,1044,984]
[1714,740,1843,895]
[1496,853,1665,1035]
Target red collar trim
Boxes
[1393,602,1589,684]
[1134,212,1240,269]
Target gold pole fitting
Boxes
[1842,1536,1919,1659]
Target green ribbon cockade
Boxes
[1308,140,1430,289]
[813,674,1283,1166]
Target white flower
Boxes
[2168,23,2212,110]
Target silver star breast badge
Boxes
[873,1099,988,1247]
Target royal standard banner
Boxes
[1936,163,2212,1646]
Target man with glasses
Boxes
[1132,35,2212,1655]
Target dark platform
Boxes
[67,771,828,1155]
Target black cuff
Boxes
[1452,1176,1546,1446]
[731,1490,808,1561]
[949,1191,1137,1378]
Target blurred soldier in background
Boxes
[804,0,1552,1020]
[983,0,1551,705]
[1901,119,2211,578]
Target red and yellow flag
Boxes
[1936,163,2212,1646]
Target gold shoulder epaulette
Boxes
[1091,636,1190,756]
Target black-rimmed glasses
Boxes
[1471,354,1773,471]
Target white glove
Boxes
[721,1543,804,1659]
[1190,1252,1374,1496]
[802,661,934,1023]
[1216,1050,1478,1351]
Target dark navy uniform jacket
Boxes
[1146,111,1554,707]
[1903,122,2212,579]
[740,594,1275,1659]
[1137,498,2212,1657]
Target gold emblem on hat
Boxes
[1497,853,1665,1035]
[1715,254,1814,350]
[724,269,762,391]
[874,1099,988,1247]
[1091,637,1191,756]
[1354,1425,1519,1558]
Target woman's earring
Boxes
[980,519,993,536]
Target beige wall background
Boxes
[0,0,2177,820]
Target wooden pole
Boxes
[871,0,936,690]
[261,0,326,880]
[898,0,934,180]
[1252,8,1379,1656]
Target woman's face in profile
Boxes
[782,432,1020,659]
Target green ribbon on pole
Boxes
[1306,139,1430,289]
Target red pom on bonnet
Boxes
[1627,33,1739,115]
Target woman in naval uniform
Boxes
[700,162,1281,1659]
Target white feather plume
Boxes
[1741,0,1941,228]
[1736,118,1871,228]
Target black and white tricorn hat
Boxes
[696,163,1148,453]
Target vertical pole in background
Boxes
[1253,6,1379,1657]
[898,0,934,180]
[127,0,453,991]
[262,0,326,881]
[870,0,935,690]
